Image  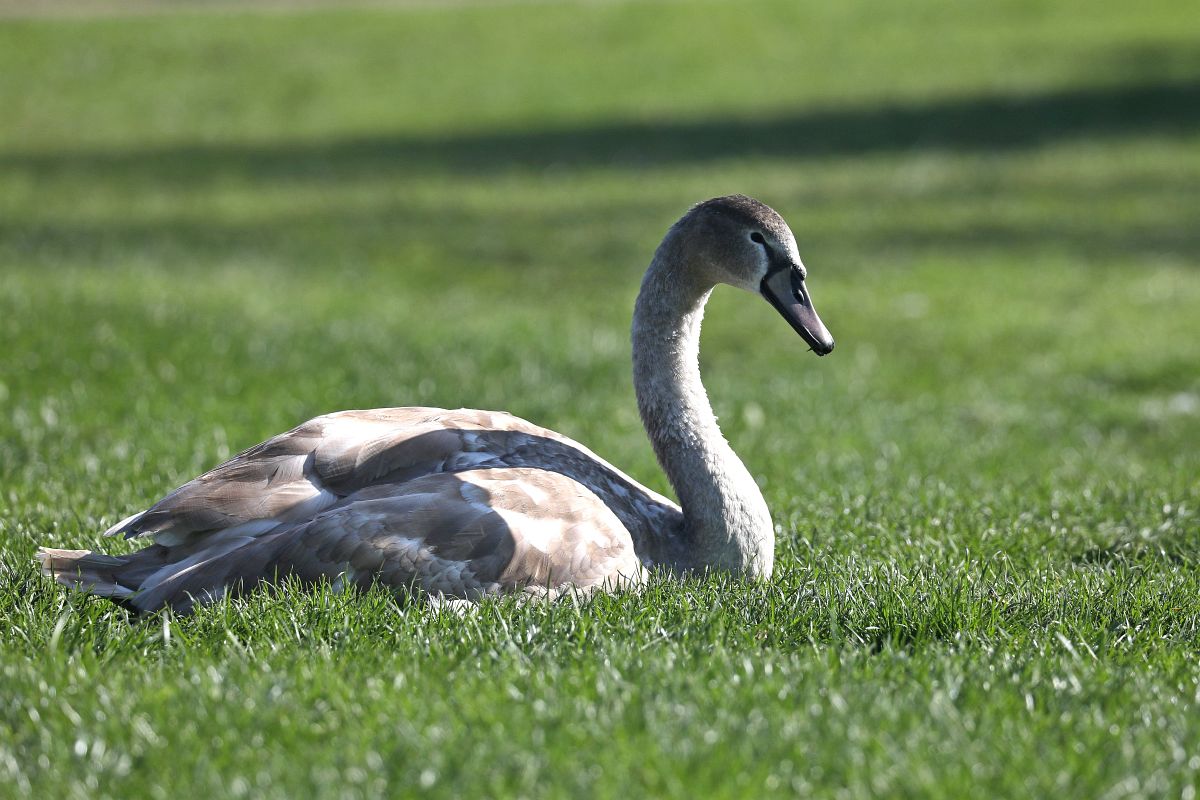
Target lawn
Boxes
[1,0,1199,796]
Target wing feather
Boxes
[108,408,502,542]
[107,407,676,550]
[49,406,673,612]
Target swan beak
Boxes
[760,264,835,356]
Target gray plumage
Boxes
[38,195,834,614]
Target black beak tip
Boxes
[813,338,835,356]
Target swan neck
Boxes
[631,243,774,577]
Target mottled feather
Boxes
[41,408,676,613]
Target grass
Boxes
[1,0,1199,796]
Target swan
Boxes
[38,195,834,614]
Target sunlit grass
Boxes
[1,0,1199,797]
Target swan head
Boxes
[675,194,835,356]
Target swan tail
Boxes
[37,548,140,604]
[37,542,234,614]
[37,531,308,615]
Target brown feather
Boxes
[44,408,677,613]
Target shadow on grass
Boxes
[3,79,1198,183]
[1072,539,1199,568]
[3,78,1198,271]
[858,216,1200,261]
[4,174,1197,270]
[4,204,1196,277]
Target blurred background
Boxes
[2,0,1197,550]
[2,1,1199,796]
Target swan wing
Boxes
[104,406,677,548]
[66,468,644,613]
[277,468,643,597]
[104,407,567,545]
[41,407,670,611]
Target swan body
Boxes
[39,195,834,613]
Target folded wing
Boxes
[41,408,661,612]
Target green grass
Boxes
[2,0,1199,796]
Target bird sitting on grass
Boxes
[39,195,834,614]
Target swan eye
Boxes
[749,232,766,245]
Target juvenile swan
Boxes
[39,196,835,613]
